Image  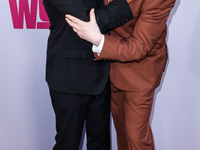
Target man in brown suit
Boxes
[65,0,176,149]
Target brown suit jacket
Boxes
[95,0,176,91]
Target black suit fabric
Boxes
[43,0,133,149]
[43,0,133,95]
[50,82,111,150]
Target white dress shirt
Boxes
[92,35,105,55]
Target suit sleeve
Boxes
[95,0,133,32]
[44,0,133,33]
[95,0,176,62]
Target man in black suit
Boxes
[43,0,133,149]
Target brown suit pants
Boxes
[111,82,155,150]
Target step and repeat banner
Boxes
[0,0,200,150]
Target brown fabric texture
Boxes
[111,82,155,150]
[95,0,176,92]
[95,0,176,149]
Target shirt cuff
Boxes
[92,35,105,55]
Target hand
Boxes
[65,9,103,46]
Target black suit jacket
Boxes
[43,0,133,95]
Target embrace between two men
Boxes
[43,0,176,149]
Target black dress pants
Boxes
[49,82,111,150]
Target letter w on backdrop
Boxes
[9,0,50,29]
